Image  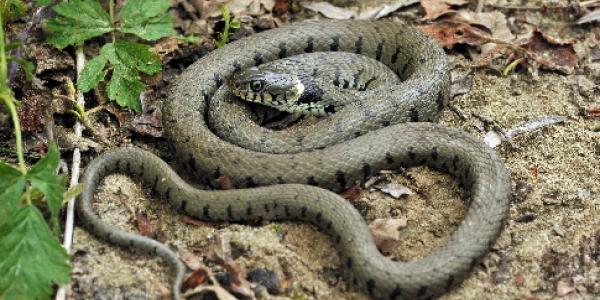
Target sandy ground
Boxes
[67,48,600,300]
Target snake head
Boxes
[227,66,304,107]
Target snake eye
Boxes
[250,80,263,92]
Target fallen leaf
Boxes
[514,274,525,287]
[584,106,600,118]
[376,183,414,198]
[178,247,204,270]
[211,234,256,299]
[273,0,291,14]
[301,0,418,20]
[556,278,576,297]
[577,9,600,24]
[420,0,468,20]
[182,267,208,292]
[182,215,217,227]
[523,30,578,73]
[417,21,490,49]
[530,164,539,182]
[131,109,163,137]
[217,175,236,190]
[369,218,407,253]
[339,185,363,204]
[136,213,154,237]
[151,36,180,61]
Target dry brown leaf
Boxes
[585,107,600,118]
[577,9,600,24]
[523,30,578,73]
[217,175,236,190]
[556,278,576,297]
[376,183,414,198]
[178,247,205,270]
[417,21,490,49]
[420,0,468,20]
[136,213,154,237]
[182,215,217,227]
[131,109,163,137]
[182,267,209,292]
[273,0,291,14]
[212,234,256,299]
[339,184,363,204]
[369,218,407,253]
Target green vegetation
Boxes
[0,3,71,298]
[46,0,197,112]
[214,4,240,48]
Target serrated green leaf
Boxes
[107,64,144,112]
[0,161,25,222]
[119,0,175,41]
[26,144,65,233]
[46,0,113,49]
[0,205,71,299]
[177,35,200,44]
[113,40,161,75]
[35,0,53,5]
[78,50,109,92]
[7,56,34,81]
[5,40,22,51]
[0,0,26,22]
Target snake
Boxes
[78,20,511,299]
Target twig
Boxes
[55,45,86,300]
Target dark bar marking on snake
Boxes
[246,205,253,215]
[278,42,287,58]
[245,177,256,187]
[307,176,318,186]
[391,47,401,64]
[410,108,419,121]
[335,170,347,188]
[203,205,210,219]
[213,73,222,86]
[227,205,233,219]
[367,279,376,295]
[355,36,363,54]
[375,42,384,61]
[253,52,263,65]
[330,35,340,51]
[301,206,307,217]
[305,36,314,52]
[408,147,417,160]
[362,163,371,180]
[431,147,438,161]
[180,200,187,213]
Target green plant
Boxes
[214,4,240,48]
[0,9,72,300]
[46,0,197,112]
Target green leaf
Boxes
[35,0,53,5]
[119,0,175,41]
[230,19,241,29]
[113,40,161,75]
[5,40,22,51]
[46,0,113,49]
[6,56,34,81]
[26,144,65,233]
[177,35,200,44]
[0,205,71,299]
[0,161,25,222]
[107,64,144,112]
[102,41,161,111]
[0,0,26,22]
[78,50,109,92]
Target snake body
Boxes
[78,20,511,299]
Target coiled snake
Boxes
[78,20,511,299]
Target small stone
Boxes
[246,268,280,295]
[553,226,566,237]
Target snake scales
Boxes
[78,20,511,299]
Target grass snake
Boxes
[78,20,511,299]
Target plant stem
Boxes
[0,14,26,174]
[109,0,116,43]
